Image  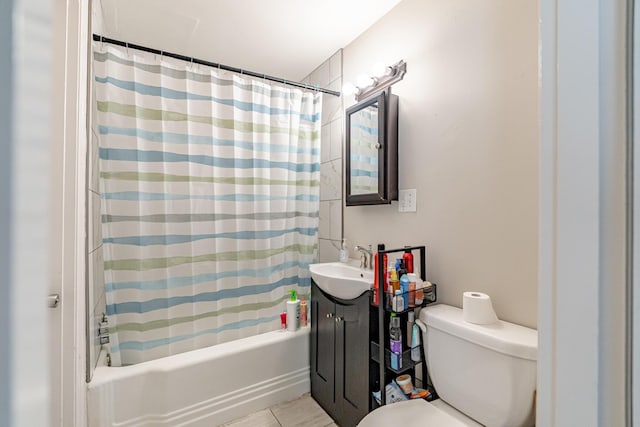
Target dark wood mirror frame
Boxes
[345,89,398,206]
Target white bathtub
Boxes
[87,328,310,427]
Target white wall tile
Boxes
[319,238,339,263]
[88,190,102,251]
[329,200,342,241]
[89,129,100,192]
[330,118,343,161]
[322,92,341,126]
[319,201,330,239]
[307,60,330,88]
[92,245,105,312]
[329,50,342,83]
[321,123,330,163]
[89,293,106,379]
[320,159,342,201]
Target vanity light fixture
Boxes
[342,60,407,101]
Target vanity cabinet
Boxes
[310,281,370,427]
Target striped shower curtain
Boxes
[93,44,321,366]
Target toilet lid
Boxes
[358,399,476,427]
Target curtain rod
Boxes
[92,34,340,97]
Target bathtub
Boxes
[87,328,310,426]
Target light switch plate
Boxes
[398,189,417,212]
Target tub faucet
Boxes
[354,245,373,270]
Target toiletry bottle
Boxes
[385,267,395,310]
[393,290,404,312]
[339,238,349,263]
[300,297,307,327]
[407,311,415,348]
[407,273,416,308]
[389,268,400,297]
[373,245,387,306]
[286,290,300,331]
[398,259,407,279]
[400,274,409,311]
[414,275,424,306]
[389,313,402,370]
[411,322,421,362]
[402,248,414,273]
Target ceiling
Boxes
[95,0,403,82]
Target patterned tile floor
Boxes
[221,393,337,427]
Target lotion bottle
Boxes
[300,297,308,327]
[286,290,300,331]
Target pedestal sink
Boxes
[309,262,373,300]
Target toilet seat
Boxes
[357,399,482,427]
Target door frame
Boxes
[50,0,91,425]
[538,0,628,425]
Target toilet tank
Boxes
[420,304,537,427]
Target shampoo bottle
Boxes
[286,290,300,331]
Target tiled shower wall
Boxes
[302,50,344,262]
[87,75,106,379]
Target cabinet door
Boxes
[335,294,370,427]
[310,283,336,415]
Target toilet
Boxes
[359,304,537,427]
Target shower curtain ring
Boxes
[125,42,129,56]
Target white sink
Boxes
[309,262,373,300]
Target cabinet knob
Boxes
[326,313,334,319]
[335,317,343,323]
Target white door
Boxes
[1,0,53,425]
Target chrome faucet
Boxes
[354,245,373,270]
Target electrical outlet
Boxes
[398,189,417,212]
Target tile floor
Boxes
[221,393,337,427]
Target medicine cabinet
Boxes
[345,89,398,206]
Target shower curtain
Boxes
[93,44,321,366]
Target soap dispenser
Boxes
[339,238,349,263]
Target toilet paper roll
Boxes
[462,291,499,325]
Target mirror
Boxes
[345,89,398,206]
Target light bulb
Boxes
[342,82,358,96]
[356,74,375,88]
[372,62,390,78]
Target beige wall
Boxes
[343,0,539,328]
